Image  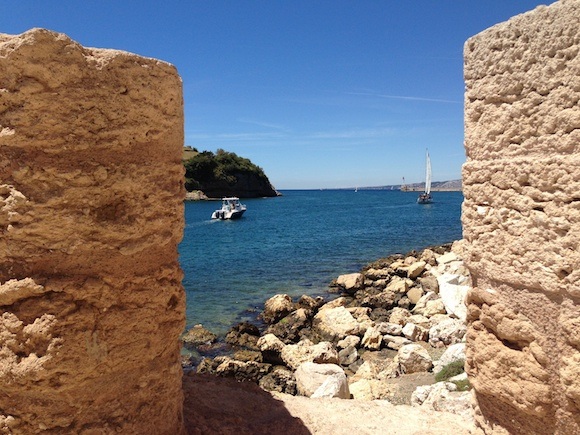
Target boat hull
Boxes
[417,193,432,204]
[211,209,246,220]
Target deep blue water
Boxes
[180,190,463,334]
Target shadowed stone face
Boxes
[462,1,580,434]
[0,29,185,434]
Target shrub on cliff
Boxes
[184,149,278,198]
[184,151,216,191]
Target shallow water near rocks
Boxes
[180,189,463,334]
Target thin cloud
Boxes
[346,91,461,104]
[237,118,290,131]
[310,127,395,140]
[186,131,285,142]
[187,126,397,144]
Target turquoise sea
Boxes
[180,190,463,334]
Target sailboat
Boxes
[417,150,433,204]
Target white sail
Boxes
[425,150,432,194]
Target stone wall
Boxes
[0,29,186,434]
[463,1,580,433]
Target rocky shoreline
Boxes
[182,241,472,420]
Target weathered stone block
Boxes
[0,29,185,434]
[463,2,580,433]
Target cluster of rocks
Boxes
[183,242,473,417]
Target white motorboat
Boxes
[211,197,247,220]
[417,150,433,204]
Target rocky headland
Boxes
[182,242,474,432]
[183,149,279,199]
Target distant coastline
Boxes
[185,179,462,200]
[321,179,463,192]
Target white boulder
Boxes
[429,318,467,347]
[262,293,295,323]
[402,323,429,342]
[406,286,424,304]
[407,260,426,279]
[383,335,412,350]
[406,314,430,329]
[386,277,412,294]
[436,252,458,266]
[295,362,350,399]
[361,326,383,350]
[396,343,433,374]
[389,307,411,325]
[348,379,374,401]
[437,273,469,321]
[423,299,447,317]
[350,360,378,382]
[313,306,362,341]
[411,382,473,420]
[336,273,364,292]
[257,333,285,353]
[281,340,339,370]
[337,335,361,349]
[348,379,389,401]
[412,292,440,316]
[375,322,403,336]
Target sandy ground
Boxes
[183,374,474,435]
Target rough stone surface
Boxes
[0,29,185,434]
[406,286,424,305]
[182,324,217,347]
[312,306,361,341]
[383,335,412,351]
[437,274,469,321]
[336,273,363,292]
[429,318,467,347]
[389,307,411,325]
[295,362,349,399]
[411,382,473,421]
[338,345,359,366]
[183,373,475,434]
[407,261,426,279]
[280,340,339,370]
[402,323,429,342]
[262,294,295,324]
[463,2,580,433]
[361,326,382,350]
[258,333,285,353]
[396,344,433,374]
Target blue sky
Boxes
[2,1,551,189]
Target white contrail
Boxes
[346,91,460,104]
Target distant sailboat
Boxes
[417,150,433,204]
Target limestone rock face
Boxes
[463,2,580,433]
[0,29,185,434]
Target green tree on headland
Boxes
[184,149,278,198]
